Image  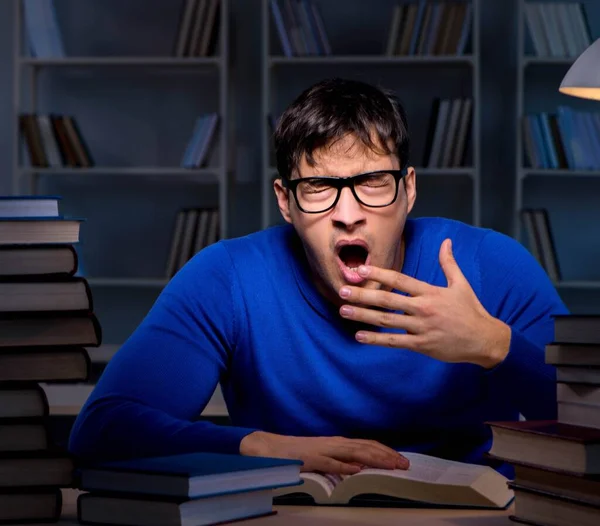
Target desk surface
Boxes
[29,489,515,526]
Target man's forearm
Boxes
[69,397,257,461]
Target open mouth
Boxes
[336,241,370,284]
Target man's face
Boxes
[274,134,417,308]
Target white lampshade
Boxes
[559,38,600,101]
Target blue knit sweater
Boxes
[69,218,568,476]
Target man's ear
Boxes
[273,177,293,224]
[404,167,417,215]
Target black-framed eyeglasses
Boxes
[281,168,408,214]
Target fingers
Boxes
[356,265,433,296]
[354,330,424,352]
[303,455,362,475]
[326,441,407,471]
[340,306,421,333]
[351,439,410,469]
[340,286,417,314]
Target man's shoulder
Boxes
[167,224,295,289]
[220,223,294,257]
[191,223,296,275]
[408,216,525,265]
[408,216,494,245]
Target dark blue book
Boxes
[77,488,277,526]
[78,452,303,499]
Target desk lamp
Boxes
[559,38,600,100]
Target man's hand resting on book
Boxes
[337,239,512,369]
[239,431,409,475]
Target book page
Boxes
[273,472,342,503]
[354,452,490,486]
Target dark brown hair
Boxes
[273,78,410,180]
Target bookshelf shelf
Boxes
[554,281,600,290]
[268,166,476,177]
[523,56,575,67]
[19,167,221,180]
[86,277,168,288]
[18,57,222,68]
[268,55,474,67]
[521,169,600,180]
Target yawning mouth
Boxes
[336,240,370,284]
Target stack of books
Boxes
[75,452,303,526]
[487,314,600,526]
[0,195,102,523]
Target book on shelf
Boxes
[269,0,331,57]
[173,0,221,58]
[0,194,103,523]
[273,451,514,509]
[165,207,220,277]
[385,0,472,57]
[76,452,302,526]
[180,113,219,169]
[22,0,65,59]
[520,208,561,283]
[524,1,591,59]
[522,107,600,171]
[20,113,94,168]
[422,97,472,168]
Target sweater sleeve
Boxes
[475,231,569,420]
[68,242,259,461]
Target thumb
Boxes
[439,238,464,287]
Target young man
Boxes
[69,78,568,477]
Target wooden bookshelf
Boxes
[268,55,475,66]
[19,56,222,67]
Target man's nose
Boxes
[330,187,366,228]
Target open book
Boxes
[273,452,514,509]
